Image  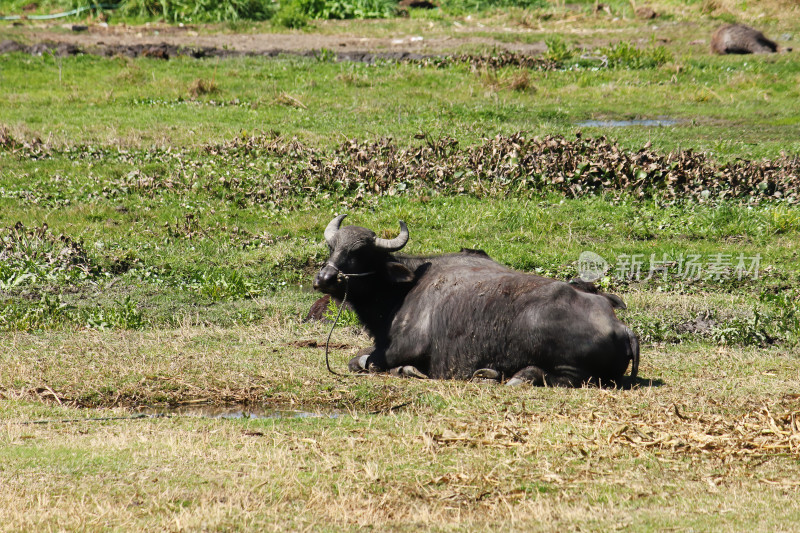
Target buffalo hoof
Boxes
[389,366,429,379]
[348,354,371,373]
[505,377,528,387]
[471,368,501,384]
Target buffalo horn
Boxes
[324,214,347,244]
[375,221,409,252]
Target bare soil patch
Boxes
[1,21,548,58]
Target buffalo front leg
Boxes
[347,349,427,379]
[348,346,390,374]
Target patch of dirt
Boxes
[675,311,717,335]
[288,339,359,350]
[0,35,558,69]
[1,21,548,58]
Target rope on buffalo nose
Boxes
[324,276,349,377]
[322,265,375,377]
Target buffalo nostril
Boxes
[314,268,338,290]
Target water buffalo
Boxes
[711,24,779,55]
[313,215,639,387]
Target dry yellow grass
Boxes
[2,390,798,530]
[188,78,219,98]
[1,314,799,530]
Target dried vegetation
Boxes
[4,128,800,207]
[0,222,97,281]
[205,132,800,205]
[188,77,218,97]
[608,397,800,459]
[2,357,799,530]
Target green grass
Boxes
[1,49,799,158]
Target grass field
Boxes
[2,43,800,158]
[1,0,800,530]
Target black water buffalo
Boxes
[313,215,639,387]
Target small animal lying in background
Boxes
[711,24,788,54]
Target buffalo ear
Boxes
[385,262,415,284]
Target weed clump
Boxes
[0,125,21,150]
[601,41,673,69]
[433,40,671,71]
[84,296,146,330]
[628,291,800,347]
[293,0,396,19]
[187,269,267,300]
[273,0,397,26]
[0,294,145,332]
[121,0,275,23]
[543,36,574,64]
[324,297,361,327]
[479,69,534,93]
[273,2,309,28]
[0,125,44,155]
[274,92,307,109]
[0,222,99,290]
[188,78,218,97]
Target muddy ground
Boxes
[0,20,550,60]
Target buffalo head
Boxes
[313,214,415,298]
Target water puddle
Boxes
[576,118,679,127]
[134,404,343,420]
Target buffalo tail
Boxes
[625,326,640,381]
